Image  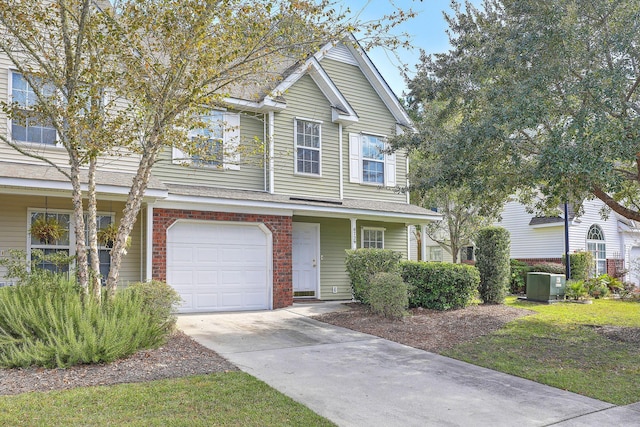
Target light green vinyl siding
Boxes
[357,220,408,259]
[151,112,266,191]
[0,55,141,173]
[293,216,409,300]
[320,58,408,203]
[0,195,144,286]
[293,216,351,300]
[272,75,340,199]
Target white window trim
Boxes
[172,111,241,171]
[27,208,115,270]
[586,225,607,276]
[294,117,322,177]
[8,70,61,148]
[348,132,396,187]
[361,226,385,249]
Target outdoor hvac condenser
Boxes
[526,272,566,302]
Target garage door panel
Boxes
[167,221,271,313]
[195,294,218,310]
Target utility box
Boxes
[526,273,566,302]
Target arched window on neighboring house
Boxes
[586,225,606,276]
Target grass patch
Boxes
[443,297,640,405]
[0,372,335,426]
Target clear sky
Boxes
[348,0,482,97]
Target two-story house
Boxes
[0,37,440,312]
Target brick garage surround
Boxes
[152,208,293,309]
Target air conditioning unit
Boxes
[526,273,566,302]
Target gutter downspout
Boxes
[145,203,153,282]
[269,111,275,194]
[339,123,344,200]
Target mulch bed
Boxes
[0,331,237,396]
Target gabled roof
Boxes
[315,36,412,129]
[528,204,576,227]
[224,36,413,130]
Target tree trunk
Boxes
[70,159,88,296]
[105,141,157,296]
[87,156,101,302]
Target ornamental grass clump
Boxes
[0,275,180,368]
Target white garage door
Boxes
[167,221,271,313]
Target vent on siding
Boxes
[290,197,342,205]
[324,44,359,66]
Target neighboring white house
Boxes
[496,199,640,283]
[409,198,640,285]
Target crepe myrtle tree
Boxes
[399,0,640,223]
[0,0,135,299]
[0,0,416,297]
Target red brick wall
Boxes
[607,258,625,278]
[152,208,293,309]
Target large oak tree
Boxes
[400,0,640,222]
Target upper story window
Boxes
[294,119,321,175]
[587,224,606,276]
[362,227,384,249]
[11,72,56,145]
[190,111,224,166]
[362,135,385,184]
[349,133,396,187]
[172,111,240,170]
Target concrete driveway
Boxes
[178,302,640,427]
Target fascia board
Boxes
[159,193,441,223]
[223,97,286,112]
[0,177,168,199]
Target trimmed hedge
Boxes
[345,249,402,304]
[476,226,511,304]
[401,261,480,310]
[530,262,565,274]
[562,251,593,280]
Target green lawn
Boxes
[443,297,640,405]
[0,372,335,427]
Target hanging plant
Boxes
[30,217,65,245]
[97,223,131,249]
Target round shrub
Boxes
[367,272,409,319]
[475,226,511,304]
[345,249,402,304]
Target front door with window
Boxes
[292,223,319,298]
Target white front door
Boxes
[292,222,319,298]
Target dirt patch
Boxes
[590,325,640,344]
[314,303,534,352]
[0,331,237,396]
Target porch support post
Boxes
[350,217,357,250]
[420,224,428,262]
[145,203,153,281]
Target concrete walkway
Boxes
[177,302,640,427]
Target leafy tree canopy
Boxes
[400,0,640,221]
